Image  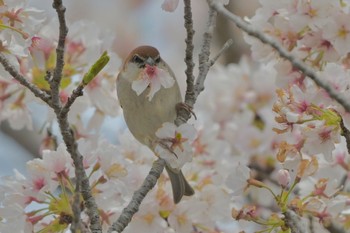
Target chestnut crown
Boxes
[124,46,161,68]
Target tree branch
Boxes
[107,159,166,233]
[208,1,350,113]
[194,7,217,100]
[57,118,102,233]
[51,0,68,109]
[183,0,195,106]
[0,53,52,106]
[50,1,102,232]
[209,39,233,67]
[60,83,84,118]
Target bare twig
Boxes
[209,39,234,66]
[0,53,52,106]
[175,0,197,126]
[208,1,350,113]
[183,0,196,106]
[194,7,217,100]
[61,51,110,118]
[107,159,166,233]
[51,0,68,109]
[60,84,84,117]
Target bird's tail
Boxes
[165,165,194,204]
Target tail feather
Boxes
[165,165,194,204]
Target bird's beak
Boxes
[145,57,155,66]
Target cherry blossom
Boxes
[225,163,251,196]
[277,169,290,188]
[154,122,196,170]
[131,64,175,101]
[2,0,350,232]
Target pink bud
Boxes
[277,169,290,188]
[161,0,179,12]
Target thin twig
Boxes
[51,0,68,109]
[209,39,234,67]
[194,7,217,100]
[209,1,350,113]
[107,159,166,233]
[0,53,52,106]
[175,0,197,126]
[60,84,84,117]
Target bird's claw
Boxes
[176,102,197,120]
[155,138,178,158]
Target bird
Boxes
[116,45,194,203]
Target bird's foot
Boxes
[176,102,197,120]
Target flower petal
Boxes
[158,68,175,88]
[156,122,176,138]
[178,123,197,141]
[132,76,149,96]
[147,76,162,100]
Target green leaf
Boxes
[82,51,110,85]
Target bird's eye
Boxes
[154,56,161,63]
[132,55,144,64]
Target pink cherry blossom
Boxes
[277,169,291,188]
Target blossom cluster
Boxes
[0,0,121,136]
[239,0,350,231]
[0,53,279,232]
[1,0,350,232]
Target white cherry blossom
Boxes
[132,65,175,101]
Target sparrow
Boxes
[117,45,194,203]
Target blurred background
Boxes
[0,0,259,175]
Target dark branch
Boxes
[183,0,196,106]
[51,0,68,109]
